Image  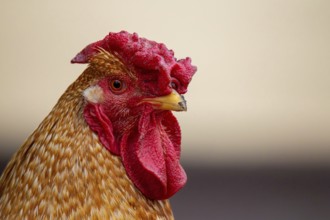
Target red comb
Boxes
[72,31,196,94]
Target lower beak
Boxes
[142,90,187,111]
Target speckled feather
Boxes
[0,65,174,219]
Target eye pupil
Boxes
[171,82,177,89]
[113,80,122,89]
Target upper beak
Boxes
[142,90,187,111]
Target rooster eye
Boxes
[171,82,177,90]
[109,79,126,94]
[170,78,180,90]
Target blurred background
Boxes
[1,0,330,219]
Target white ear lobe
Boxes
[83,85,105,104]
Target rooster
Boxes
[0,31,196,219]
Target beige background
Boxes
[0,0,329,166]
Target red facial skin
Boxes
[73,31,196,200]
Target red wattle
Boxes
[84,104,120,155]
[84,102,187,200]
[120,109,187,200]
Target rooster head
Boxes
[71,31,196,200]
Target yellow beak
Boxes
[142,90,187,111]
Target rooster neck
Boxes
[0,68,174,219]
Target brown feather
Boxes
[0,67,174,219]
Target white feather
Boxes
[83,85,104,104]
